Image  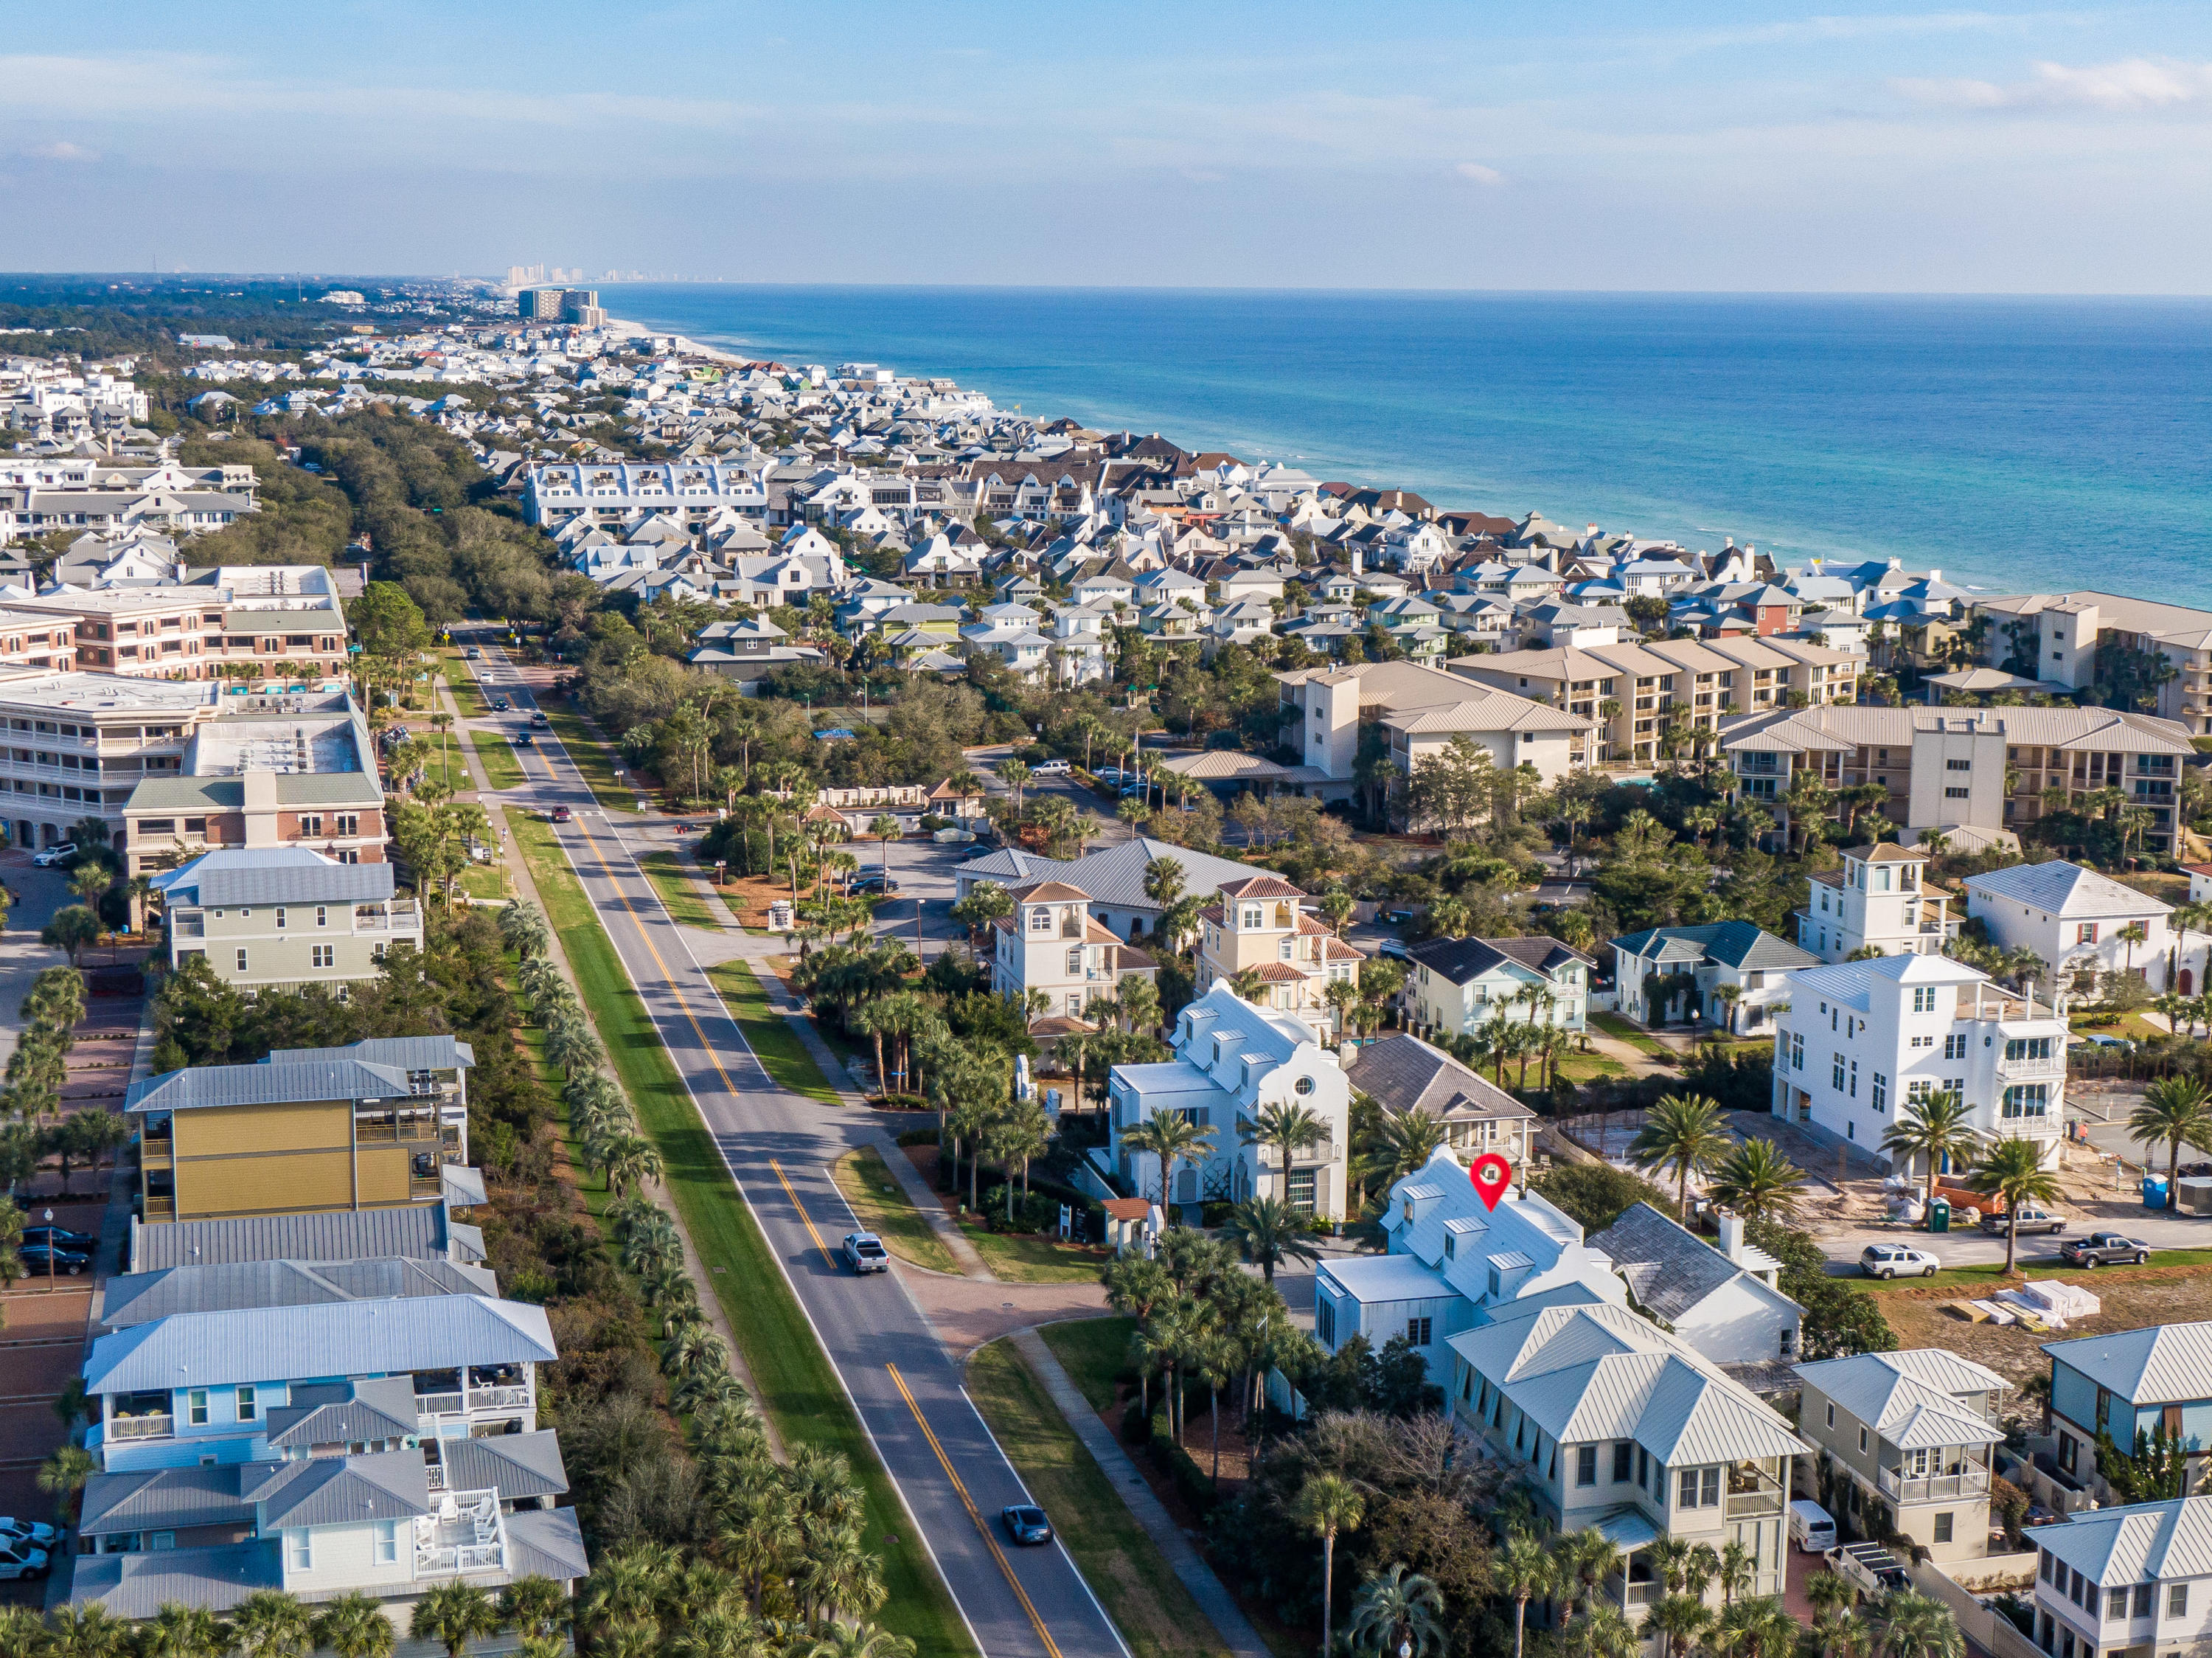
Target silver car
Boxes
[1860,1243,1941,1280]
[842,1232,889,1274]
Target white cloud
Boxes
[1894,57,2212,112]
[24,140,97,162]
[1455,162,1504,184]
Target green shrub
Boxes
[1147,1410,1217,1512]
[981,1185,1061,1234]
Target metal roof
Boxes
[126,1057,410,1114]
[1794,1351,2006,1451]
[68,1541,279,1617]
[437,1429,570,1501]
[80,1463,255,1538]
[101,1255,495,1328]
[153,849,395,909]
[262,1376,422,1448]
[265,1035,475,1072]
[128,1205,465,1272]
[242,1449,428,1528]
[1965,859,2171,922]
[2044,1321,2212,1405]
[2034,1497,2212,1588]
[1610,920,1817,973]
[84,1294,557,1395]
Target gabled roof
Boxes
[84,1294,557,1395]
[1590,1203,1793,1325]
[240,1449,428,1528]
[2043,1320,2212,1405]
[437,1429,571,1501]
[1964,858,2171,920]
[1408,934,1591,985]
[1792,1350,2006,1451]
[1610,921,1815,973]
[261,1376,422,1448]
[100,1255,495,1328]
[127,1204,476,1272]
[2032,1496,2212,1587]
[1345,1033,1532,1123]
[80,1463,256,1539]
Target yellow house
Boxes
[1193,873,1364,1041]
[128,1036,473,1225]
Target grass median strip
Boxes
[968,1336,1228,1658]
[439,667,490,719]
[640,850,723,930]
[1857,1246,2212,1294]
[509,813,974,1658]
[706,960,846,1107]
[470,729,526,791]
[833,1146,959,1274]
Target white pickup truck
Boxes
[1827,1541,1911,1599]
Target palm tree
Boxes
[1124,1110,1213,1219]
[1295,1474,1364,1657]
[1498,1530,1554,1658]
[1706,1139,1808,1224]
[232,1591,313,1658]
[1720,1595,1801,1658]
[411,1584,501,1658]
[1224,1195,1318,1283]
[496,1578,571,1643]
[135,1604,230,1658]
[1715,1538,1758,1606]
[1243,1100,1330,1198]
[1882,1092,1980,1213]
[36,1443,95,1521]
[600,1132,666,1199]
[1629,1092,1731,1215]
[1805,1568,1857,1624]
[1229,965,1270,1001]
[1369,1107,1449,1187]
[2130,1075,2212,1201]
[46,1604,131,1658]
[1346,1563,1446,1658]
[312,1597,394,1658]
[794,1626,913,1658]
[1873,1591,1964,1658]
[1000,757,1031,808]
[1646,1593,1712,1658]
[1972,1135,2066,1274]
[1555,1527,1624,1613]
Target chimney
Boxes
[174,561,187,583]
[1717,1210,1747,1263]
[1350,544,1361,578]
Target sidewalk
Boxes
[1011,1328,1272,1658]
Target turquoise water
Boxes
[613,286,2212,606]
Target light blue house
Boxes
[2043,1321,2212,1502]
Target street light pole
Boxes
[43,1207,54,1294]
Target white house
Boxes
[1963,859,2177,994]
[1771,953,2069,1167]
[1107,985,1352,1218]
[2026,1496,2212,1658]
[1403,934,1593,1038]
[1797,842,1960,963]
[1312,1146,1627,1386]
[1587,1204,1802,1371]
[1342,1035,1536,1171]
[1613,921,1815,1034]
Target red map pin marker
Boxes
[1470,1152,1512,1212]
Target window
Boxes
[1702,1466,1720,1506]
[1577,1444,1599,1486]
[187,1390,208,1426]
[1029,907,1051,934]
[2003,1083,2050,1119]
[1791,1034,1804,1071]
[236,948,248,972]
[1287,1168,1316,1212]
[1850,1060,1858,1097]
[2077,923,2099,945]
[236,1385,256,1421]
[1315,1298,1334,1346]
[1826,1402,1836,1428]
[2006,1036,2053,1061]
[311,945,333,969]
[1679,1468,1700,1508]
[316,906,327,928]
[1872,1073,1888,1114]
[1860,1425,1869,1452]
[288,1531,312,1572]
[2108,1589,2129,1621]
[274,906,287,929]
[1066,946,1083,976]
[1613,1442,1633,1482]
[1945,1033,1967,1060]
[1935,1513,1954,1544]
[1945,786,1970,799]
[1947,758,1972,771]
[2171,1585,2189,1619]
[1833,1053,1846,1090]
[374,1521,398,1565]
[1407,1317,1433,1347]
[2133,1584,2152,1619]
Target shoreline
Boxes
[597,290,2212,602]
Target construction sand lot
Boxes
[1874,1264,2212,1395]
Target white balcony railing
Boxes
[1879,1466,1990,1503]
[108,1414,174,1441]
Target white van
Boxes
[1790,1499,1837,1553]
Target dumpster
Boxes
[2143,1175,2171,1210]
[1928,1197,1951,1234]
[2177,1177,2212,1217]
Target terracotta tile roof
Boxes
[1251,962,1307,982]
[1011,879,1092,902]
[1217,873,1307,899]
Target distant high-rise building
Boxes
[558,289,606,327]
[517,288,565,320]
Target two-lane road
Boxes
[456,635,1126,1658]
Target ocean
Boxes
[611,286,2212,607]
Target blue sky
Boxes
[4,1,2209,291]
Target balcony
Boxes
[173,918,204,939]
[142,1196,175,1221]
[1727,1488,1787,1519]
[109,1413,175,1441]
[1997,1054,2067,1081]
[1604,1575,1659,1609]
[413,1488,504,1578]
[1879,1466,1989,1503]
[414,1391,465,1420]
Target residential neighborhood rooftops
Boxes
[2042,1319,2212,1404]
[1590,1203,1781,1323]
[1792,1350,2008,1449]
[100,1255,496,1328]
[1963,858,2173,919]
[128,1204,479,1272]
[2027,1496,2212,1588]
[150,847,394,909]
[1611,920,1816,972]
[1407,933,1593,983]
[1343,1033,1532,1123]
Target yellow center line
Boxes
[887,1362,1064,1658]
[771,1158,836,1265]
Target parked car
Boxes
[2076,1033,2135,1052]
[1030,759,1071,776]
[1982,1205,2066,1235]
[1859,1244,1941,1280]
[2060,1231,2150,1268]
[1377,938,1413,962]
[1788,1500,1836,1553]
[0,1518,58,1549]
[18,1244,91,1276]
[491,696,512,712]
[1093,768,1127,785]
[851,873,900,895]
[30,844,75,868]
[549,806,572,824]
[1119,783,1147,799]
[21,1226,94,1254]
[0,1540,48,1581]
[1001,1505,1053,1546]
[842,1232,889,1274]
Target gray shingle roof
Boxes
[1589,1201,1749,1322]
[85,1295,557,1395]
[102,1256,496,1328]
[1344,1033,1531,1122]
[128,1205,467,1272]
[1406,934,1591,985]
